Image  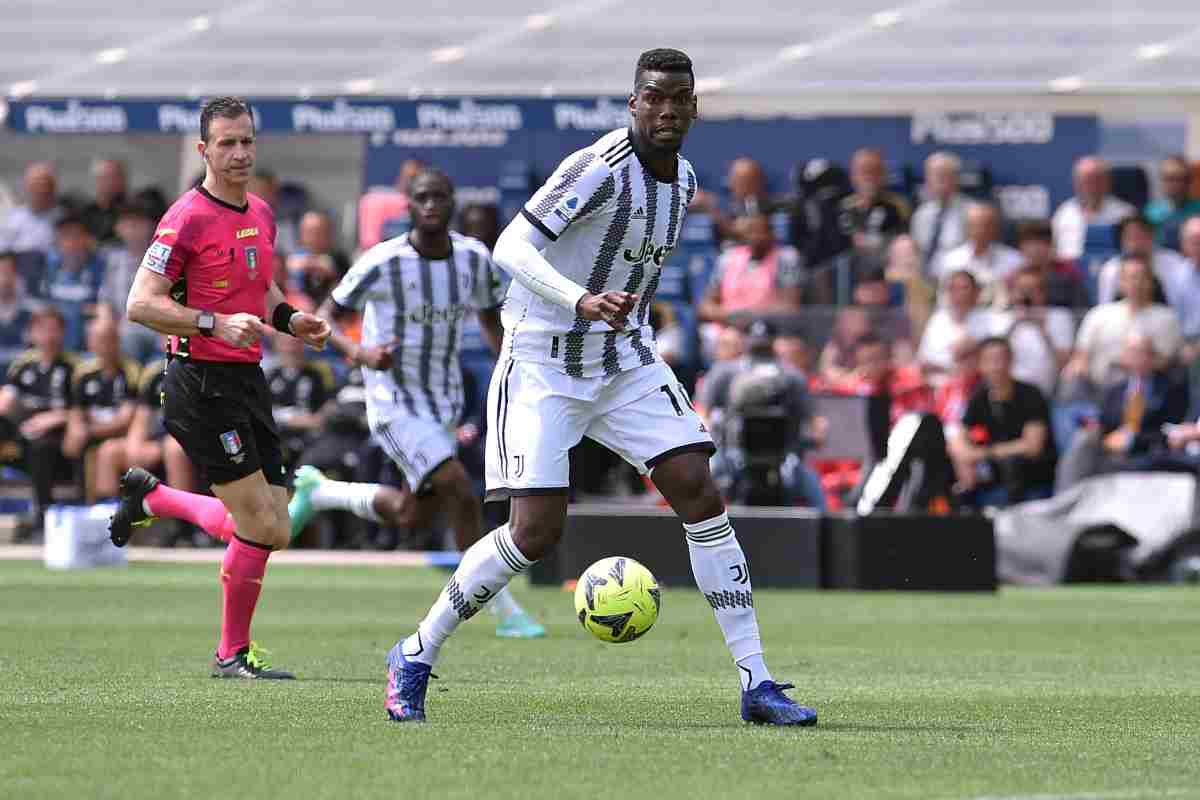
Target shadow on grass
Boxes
[817,721,982,734]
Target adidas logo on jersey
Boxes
[631,206,646,220]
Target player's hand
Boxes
[290,312,331,351]
[215,313,268,348]
[576,291,638,331]
[354,344,393,371]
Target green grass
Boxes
[2,561,1199,800]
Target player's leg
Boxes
[385,359,581,721]
[588,363,816,726]
[376,412,545,637]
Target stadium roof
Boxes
[4,0,1200,100]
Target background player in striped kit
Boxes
[384,49,817,726]
[314,167,544,639]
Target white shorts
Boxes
[371,410,457,493]
[485,357,715,502]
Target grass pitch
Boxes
[2,560,1199,800]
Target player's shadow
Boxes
[817,721,981,734]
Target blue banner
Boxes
[2,98,1096,217]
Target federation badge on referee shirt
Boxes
[220,430,245,464]
[245,246,259,279]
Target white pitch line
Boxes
[963,788,1193,800]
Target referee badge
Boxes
[245,246,259,279]
[220,430,245,464]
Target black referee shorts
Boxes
[161,359,288,488]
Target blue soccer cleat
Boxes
[385,640,434,723]
[741,681,818,726]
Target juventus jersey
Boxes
[510,127,697,378]
[331,231,502,425]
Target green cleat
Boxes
[496,610,547,639]
[211,641,295,680]
[288,465,325,540]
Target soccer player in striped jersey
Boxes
[385,49,817,726]
[313,167,544,640]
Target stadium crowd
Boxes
[3,147,1200,545]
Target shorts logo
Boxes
[142,241,173,275]
[220,430,245,464]
[512,454,525,478]
[245,246,259,279]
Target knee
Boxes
[243,495,290,550]
[509,511,564,561]
[375,487,416,527]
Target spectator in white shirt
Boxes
[911,152,969,274]
[918,269,997,381]
[1095,214,1191,310]
[1051,156,1134,261]
[990,266,1075,398]
[1064,254,1182,390]
[0,162,61,258]
[932,202,1023,293]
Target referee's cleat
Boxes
[108,467,160,547]
[741,681,818,727]
[385,640,433,722]
[288,465,325,540]
[211,642,295,680]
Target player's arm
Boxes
[493,214,634,330]
[264,281,330,350]
[127,267,265,347]
[477,308,504,355]
[0,384,17,418]
[62,404,89,458]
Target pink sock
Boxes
[217,535,272,660]
[144,484,238,543]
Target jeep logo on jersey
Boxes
[408,303,468,325]
[623,236,671,267]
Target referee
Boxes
[110,97,330,678]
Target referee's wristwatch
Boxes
[196,311,216,337]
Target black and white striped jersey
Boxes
[331,231,502,424]
[508,127,697,378]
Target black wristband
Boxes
[272,303,300,335]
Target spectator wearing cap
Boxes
[917,270,997,382]
[833,148,910,258]
[931,202,1022,295]
[287,210,351,305]
[1012,219,1087,309]
[81,158,128,244]
[911,152,969,273]
[1146,155,1200,251]
[0,253,33,372]
[37,214,104,353]
[1052,156,1134,261]
[0,306,77,539]
[1095,214,1190,312]
[99,200,161,363]
[0,162,61,260]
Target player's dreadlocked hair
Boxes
[199,96,253,142]
[635,49,694,88]
[405,166,455,198]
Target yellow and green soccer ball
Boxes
[574,556,661,643]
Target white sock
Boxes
[683,511,774,691]
[487,587,524,619]
[402,523,531,666]
[309,479,383,523]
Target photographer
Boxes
[698,321,825,507]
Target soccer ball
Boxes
[574,556,661,643]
